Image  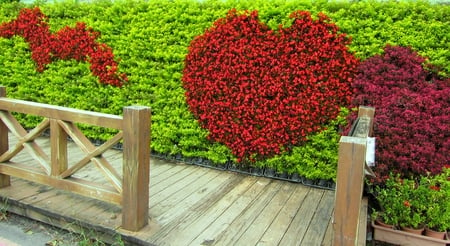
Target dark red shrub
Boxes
[183,9,359,162]
[351,45,450,183]
[0,7,127,86]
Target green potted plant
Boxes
[373,174,406,228]
[374,174,426,233]
[396,178,427,234]
[422,167,450,239]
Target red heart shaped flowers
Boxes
[183,9,359,162]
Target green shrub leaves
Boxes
[0,0,448,181]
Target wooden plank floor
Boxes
[0,136,335,246]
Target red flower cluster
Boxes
[352,45,450,183]
[429,185,440,191]
[403,200,411,207]
[183,9,358,161]
[0,7,127,86]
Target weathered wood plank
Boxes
[149,165,203,205]
[153,170,225,226]
[333,137,367,246]
[0,98,122,129]
[154,176,259,246]
[2,134,338,245]
[0,178,44,201]
[211,180,284,245]
[188,177,272,245]
[149,165,210,208]
[148,174,247,244]
[0,111,51,174]
[301,190,335,245]
[148,164,191,194]
[322,215,334,246]
[357,106,375,137]
[122,106,151,231]
[233,182,297,245]
[257,183,311,245]
[50,119,68,176]
[58,121,122,192]
[279,188,324,245]
[59,130,123,179]
[0,162,121,204]
[358,197,368,246]
[0,86,9,187]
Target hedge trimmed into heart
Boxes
[183,9,359,162]
[0,7,127,86]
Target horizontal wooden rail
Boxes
[333,106,375,246]
[0,85,150,231]
[0,98,123,129]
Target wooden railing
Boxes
[0,86,150,231]
[333,106,375,246]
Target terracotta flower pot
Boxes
[425,227,447,240]
[375,219,394,229]
[401,226,425,235]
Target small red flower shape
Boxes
[429,185,440,191]
[403,200,411,207]
[0,7,127,86]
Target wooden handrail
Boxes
[333,106,375,246]
[0,85,150,231]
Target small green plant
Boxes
[0,198,8,221]
[62,220,126,246]
[373,166,450,231]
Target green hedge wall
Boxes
[0,0,448,181]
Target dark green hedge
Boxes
[0,0,448,181]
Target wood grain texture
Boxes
[0,86,9,187]
[0,97,122,129]
[333,106,374,246]
[1,134,337,245]
[122,106,151,231]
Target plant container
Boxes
[372,222,450,246]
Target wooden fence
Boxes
[333,106,375,246]
[0,86,150,231]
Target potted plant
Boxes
[422,167,450,239]
[372,168,450,244]
[373,174,408,228]
[373,174,427,233]
[397,178,427,234]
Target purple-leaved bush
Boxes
[351,45,450,183]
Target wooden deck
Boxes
[0,135,335,246]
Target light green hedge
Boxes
[0,0,448,181]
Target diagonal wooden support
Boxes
[0,111,51,174]
[60,130,123,179]
[0,86,10,187]
[57,120,122,193]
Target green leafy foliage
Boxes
[0,0,448,181]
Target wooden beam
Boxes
[357,106,375,137]
[0,98,123,130]
[333,136,367,246]
[50,119,68,176]
[0,86,10,187]
[333,106,375,246]
[0,162,121,204]
[122,106,151,231]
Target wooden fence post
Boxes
[50,119,68,176]
[333,106,375,246]
[122,106,151,231]
[0,86,10,187]
[333,137,367,246]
